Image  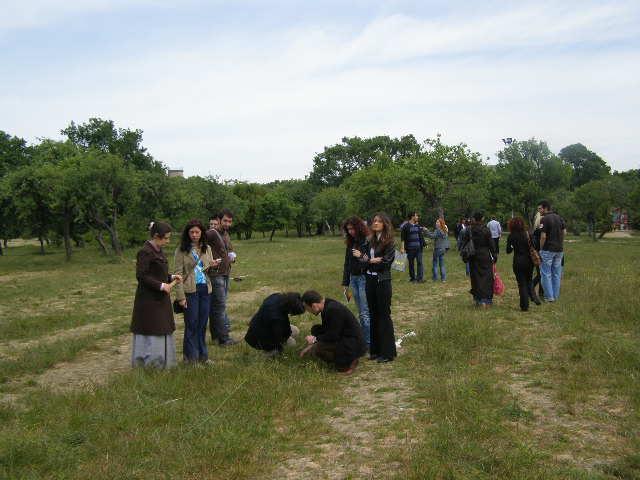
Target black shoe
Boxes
[532,296,541,306]
[409,279,416,283]
[220,338,239,347]
[417,279,425,283]
[368,355,379,361]
[377,357,392,363]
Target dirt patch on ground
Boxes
[507,374,630,469]
[603,230,633,239]
[227,285,276,308]
[0,318,124,361]
[271,362,417,480]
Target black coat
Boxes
[130,241,175,335]
[342,236,369,286]
[310,298,366,369]
[362,238,395,282]
[468,224,496,300]
[506,232,533,276]
[244,293,293,352]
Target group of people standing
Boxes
[456,200,566,310]
[398,212,450,283]
[130,210,238,369]
[130,202,566,372]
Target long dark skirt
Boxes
[365,275,397,361]
[469,247,494,303]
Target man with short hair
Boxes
[487,216,502,256]
[538,200,566,302]
[400,212,426,283]
[206,208,238,346]
[299,290,366,374]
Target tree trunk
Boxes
[262,231,265,238]
[95,230,109,255]
[285,226,289,237]
[0,242,3,256]
[296,224,303,238]
[39,236,45,255]
[269,228,276,241]
[63,214,72,261]
[2,238,7,248]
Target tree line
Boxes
[1,118,638,259]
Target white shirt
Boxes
[487,219,502,239]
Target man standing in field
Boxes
[538,200,566,303]
[400,212,426,283]
[487,216,502,256]
[206,208,238,346]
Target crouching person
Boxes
[299,290,366,374]
[244,292,305,357]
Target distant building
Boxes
[168,169,184,178]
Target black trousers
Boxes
[514,264,534,311]
[365,275,396,360]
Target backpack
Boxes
[460,229,475,263]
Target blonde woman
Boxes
[427,218,450,282]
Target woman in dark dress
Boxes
[354,213,397,363]
[466,212,497,307]
[130,222,182,368]
[506,217,541,311]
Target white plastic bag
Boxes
[391,250,407,272]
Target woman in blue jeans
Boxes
[174,219,217,363]
[341,216,371,349]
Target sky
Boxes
[1,0,639,181]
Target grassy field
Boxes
[0,233,638,479]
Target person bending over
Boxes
[244,292,305,357]
[299,290,366,374]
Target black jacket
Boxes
[362,238,396,282]
[310,298,366,368]
[342,236,369,286]
[244,294,293,352]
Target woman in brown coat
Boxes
[130,222,182,368]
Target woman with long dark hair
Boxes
[466,212,497,307]
[130,221,181,368]
[341,216,371,349]
[354,213,397,363]
[174,219,216,363]
[506,217,541,311]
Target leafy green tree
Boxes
[270,179,317,237]
[573,179,615,240]
[0,131,31,253]
[255,190,295,241]
[310,187,347,235]
[232,182,266,239]
[559,143,610,190]
[492,139,572,223]
[4,163,55,254]
[309,135,421,187]
[61,118,162,172]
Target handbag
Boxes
[493,264,505,295]
[459,230,475,263]
[392,250,408,272]
[526,232,541,267]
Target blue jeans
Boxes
[432,248,446,281]
[209,275,231,344]
[540,250,563,301]
[406,248,424,281]
[184,283,211,361]
[349,274,371,347]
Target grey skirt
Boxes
[131,333,177,369]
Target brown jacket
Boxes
[173,245,214,301]
[130,241,175,335]
[205,228,234,277]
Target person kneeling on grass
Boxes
[299,290,366,375]
[244,292,305,357]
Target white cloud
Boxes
[2,1,639,180]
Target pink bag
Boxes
[493,264,505,296]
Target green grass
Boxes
[0,234,638,479]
